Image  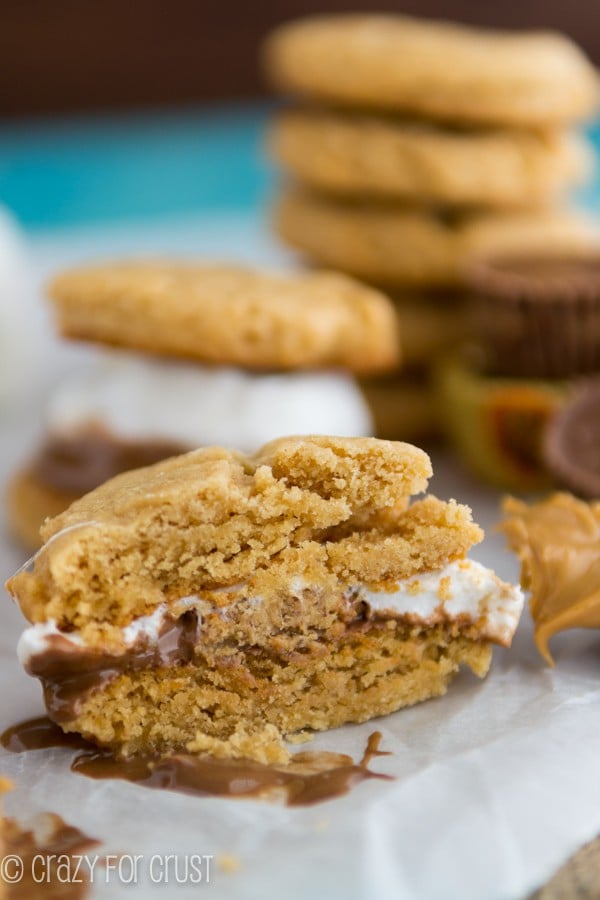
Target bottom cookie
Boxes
[48,621,492,755]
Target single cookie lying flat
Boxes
[275,189,600,288]
[264,15,599,127]
[8,436,523,756]
[270,109,592,208]
[48,262,399,373]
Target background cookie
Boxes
[359,376,439,443]
[264,15,599,127]
[6,468,80,551]
[390,297,467,369]
[270,109,593,208]
[275,189,600,288]
[49,262,399,373]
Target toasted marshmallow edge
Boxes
[359,558,524,647]
[45,352,373,451]
[17,559,524,671]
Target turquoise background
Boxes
[0,104,275,230]
[0,104,598,229]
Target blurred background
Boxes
[1,0,600,421]
[3,1,600,116]
[2,0,600,229]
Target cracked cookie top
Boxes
[7,437,483,630]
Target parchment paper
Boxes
[0,216,598,900]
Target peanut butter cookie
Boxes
[49,262,399,373]
[275,189,600,288]
[264,15,599,127]
[8,436,523,756]
[270,109,592,207]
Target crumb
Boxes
[187,724,291,765]
[286,731,315,745]
[216,854,241,873]
[437,576,453,601]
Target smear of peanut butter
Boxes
[499,493,600,665]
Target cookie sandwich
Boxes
[7,261,399,548]
[8,436,524,756]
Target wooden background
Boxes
[2,0,600,117]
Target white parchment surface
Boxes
[0,217,598,900]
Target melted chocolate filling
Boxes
[1,715,90,752]
[71,731,391,806]
[24,611,199,722]
[32,431,187,495]
[21,596,375,724]
[2,717,392,807]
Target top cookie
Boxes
[264,15,599,127]
[7,435,481,631]
[48,262,399,373]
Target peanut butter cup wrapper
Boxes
[543,377,600,498]
[468,255,600,379]
[434,346,567,491]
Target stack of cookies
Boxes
[7,261,398,548]
[264,13,600,441]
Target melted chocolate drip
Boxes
[1,716,90,752]
[24,611,199,722]
[71,735,391,806]
[32,431,187,495]
[1,717,393,807]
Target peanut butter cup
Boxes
[468,254,600,379]
[543,377,600,498]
